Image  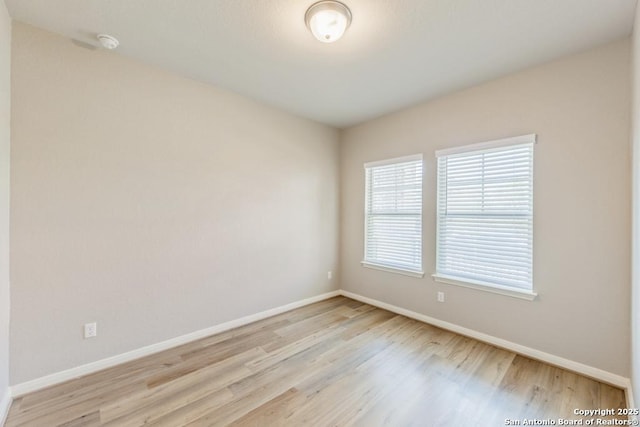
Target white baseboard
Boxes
[0,387,11,426]
[10,290,340,397]
[339,290,631,390]
[8,288,634,404]
[624,380,640,421]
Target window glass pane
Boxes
[436,142,533,290]
[364,156,423,273]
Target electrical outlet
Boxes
[84,322,97,339]
[437,292,445,303]
[328,271,332,280]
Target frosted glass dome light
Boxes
[305,1,352,43]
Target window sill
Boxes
[431,274,537,301]
[361,261,424,278]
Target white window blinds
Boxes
[435,135,534,291]
[363,155,423,275]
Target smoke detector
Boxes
[97,34,119,50]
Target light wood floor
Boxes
[5,296,626,426]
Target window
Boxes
[362,154,423,277]
[434,134,536,299]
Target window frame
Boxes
[361,154,424,278]
[432,134,537,300]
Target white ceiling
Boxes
[4,0,638,128]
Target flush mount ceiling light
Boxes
[97,34,119,50]
[305,1,352,43]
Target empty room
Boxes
[1,0,640,425]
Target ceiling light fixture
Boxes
[97,34,119,50]
[305,1,352,43]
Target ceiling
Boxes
[4,0,638,128]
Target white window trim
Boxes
[434,134,537,299]
[432,273,537,301]
[362,261,424,278]
[362,153,424,277]
[435,134,536,158]
[363,153,424,169]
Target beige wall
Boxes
[632,2,640,406]
[0,0,11,408]
[340,40,631,376]
[9,23,340,384]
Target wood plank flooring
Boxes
[4,296,627,426]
